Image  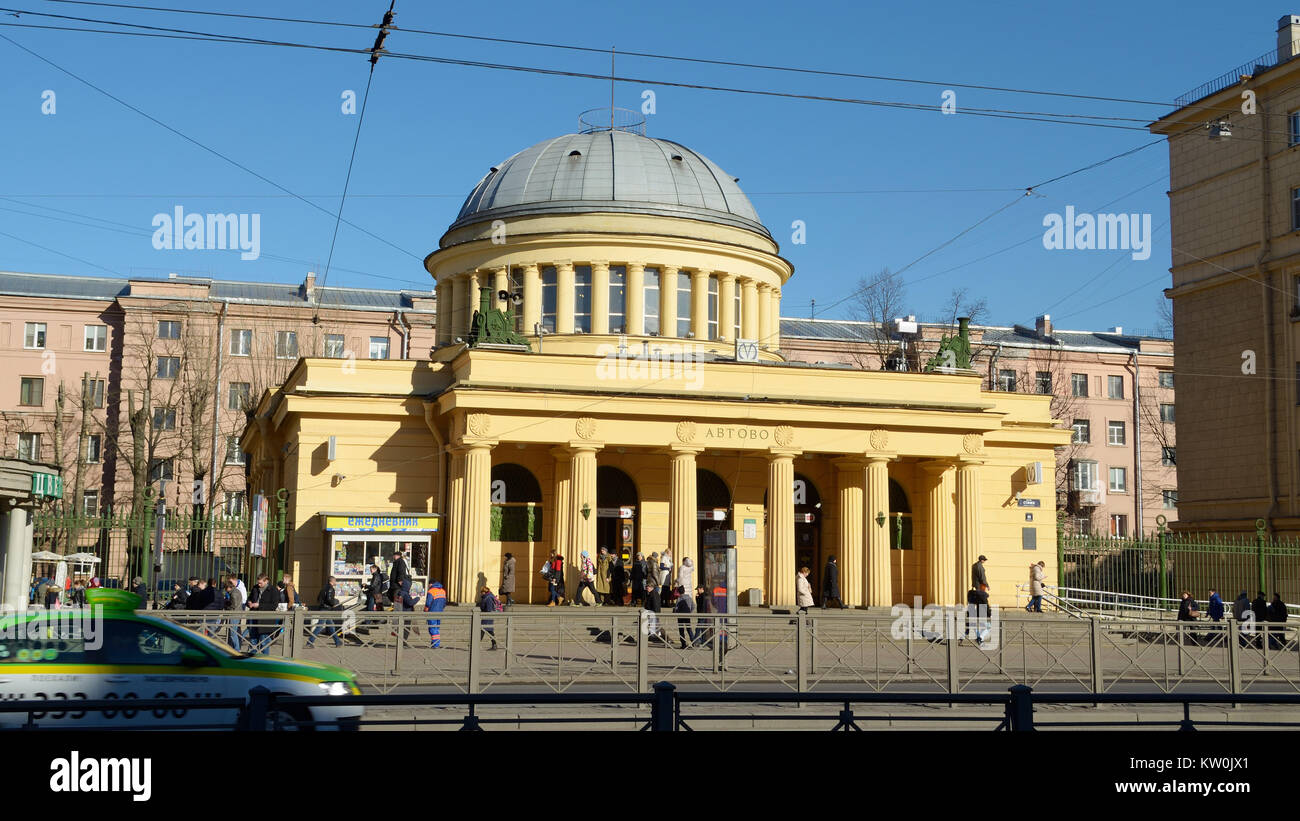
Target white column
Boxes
[556,262,575,334]
[592,261,610,335]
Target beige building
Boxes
[1152,15,1300,536]
[243,119,1072,608]
[781,315,1177,536]
[0,270,435,522]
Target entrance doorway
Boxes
[793,474,822,599]
[696,469,731,573]
[596,465,638,564]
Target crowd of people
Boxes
[29,575,100,608]
[534,546,696,608]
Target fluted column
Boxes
[435,280,448,345]
[491,266,509,305]
[956,456,984,603]
[922,460,957,606]
[591,261,610,335]
[865,455,894,607]
[833,457,866,608]
[551,447,572,593]
[460,441,494,601]
[718,273,736,341]
[741,278,759,340]
[445,446,466,601]
[767,449,799,606]
[521,263,541,335]
[465,271,482,334]
[446,276,463,341]
[556,261,575,334]
[758,283,773,349]
[690,269,709,340]
[660,266,677,338]
[626,262,645,335]
[569,444,601,589]
[769,288,782,349]
[669,447,702,585]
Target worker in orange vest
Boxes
[425,581,447,648]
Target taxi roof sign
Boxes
[85,588,141,610]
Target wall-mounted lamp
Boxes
[580,502,592,520]
[332,473,347,487]
[875,512,886,528]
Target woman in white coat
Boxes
[677,556,694,594]
[795,566,814,614]
[659,549,674,589]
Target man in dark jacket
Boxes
[1267,593,1289,650]
[643,580,664,644]
[249,574,282,654]
[1176,591,1200,621]
[307,576,344,648]
[365,564,384,611]
[1207,589,1224,622]
[132,576,149,608]
[188,578,213,610]
[971,555,989,591]
[1251,592,1269,648]
[630,553,646,607]
[966,584,991,645]
[389,551,410,600]
[674,585,697,648]
[821,556,843,609]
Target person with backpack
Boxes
[425,581,447,648]
[545,552,565,606]
[478,586,500,650]
[575,551,598,606]
[307,576,345,648]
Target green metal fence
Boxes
[31,488,290,607]
[1056,515,1300,606]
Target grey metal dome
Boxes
[448,130,769,238]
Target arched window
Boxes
[490,463,543,541]
[889,479,912,550]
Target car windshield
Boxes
[147,618,248,659]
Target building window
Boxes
[149,458,173,483]
[88,379,105,408]
[574,265,592,333]
[223,490,246,518]
[643,267,659,335]
[230,329,252,356]
[1292,187,1300,231]
[17,432,40,461]
[225,436,245,465]
[1107,420,1126,446]
[1035,371,1052,394]
[1159,403,1175,423]
[156,356,180,379]
[152,407,176,431]
[1157,370,1174,389]
[228,382,251,410]
[19,377,44,406]
[275,331,298,359]
[369,337,390,360]
[676,271,692,337]
[81,490,99,517]
[1161,446,1176,466]
[85,434,101,464]
[541,265,557,333]
[1109,466,1127,493]
[324,334,345,358]
[608,265,627,334]
[707,275,719,340]
[1072,459,1098,491]
[1109,514,1128,538]
[1107,375,1124,399]
[1071,419,1091,444]
[1291,111,1300,147]
[23,322,46,350]
[998,369,1017,392]
[734,284,742,340]
[1075,517,1092,536]
[1163,489,1178,509]
[157,320,181,340]
[1071,373,1088,397]
[84,325,107,352]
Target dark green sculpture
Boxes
[467,286,532,350]
[924,316,972,372]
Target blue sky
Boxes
[0,1,1286,333]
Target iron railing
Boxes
[1174,39,1300,107]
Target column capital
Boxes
[920,459,956,474]
[865,453,897,465]
[457,437,498,450]
[664,445,704,457]
[519,261,540,271]
[564,441,604,454]
[549,446,573,461]
[554,260,574,271]
[626,261,645,273]
[483,264,507,274]
[757,282,772,293]
[831,456,868,471]
[955,455,986,468]
[590,260,610,271]
[767,447,802,460]
[716,270,735,281]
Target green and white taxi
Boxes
[0,588,362,729]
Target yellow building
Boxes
[243,116,1071,608]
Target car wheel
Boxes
[265,704,314,732]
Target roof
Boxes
[0,271,436,312]
[448,130,768,238]
[780,317,1170,351]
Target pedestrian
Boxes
[69,579,86,608]
[44,583,60,609]
[132,575,148,607]
[223,578,244,652]
[1267,592,1288,650]
[1207,588,1224,622]
[279,573,300,610]
[972,554,989,592]
[1233,591,1253,646]
[821,556,843,609]
[659,549,674,589]
[202,577,225,637]
[500,552,516,609]
[1251,591,1270,649]
[1176,590,1200,621]
[390,550,411,601]
[966,584,991,645]
[545,552,566,606]
[250,574,282,653]
[307,576,344,648]
[1026,561,1045,613]
[643,579,665,644]
[35,577,49,607]
[677,556,694,597]
[674,585,697,648]
[694,584,712,646]
[610,553,628,606]
[596,547,612,605]
[630,552,647,606]
[795,566,813,615]
[575,550,598,606]
[478,586,500,649]
[365,563,385,611]
[425,581,447,648]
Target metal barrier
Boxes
[147,608,1300,696]
[1017,584,1300,620]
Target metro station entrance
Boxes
[596,465,638,564]
[793,474,822,600]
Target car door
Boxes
[0,612,94,727]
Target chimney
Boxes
[1035,314,1052,338]
[303,271,316,301]
[1109,325,1123,335]
[1279,15,1300,62]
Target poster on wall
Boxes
[250,493,268,557]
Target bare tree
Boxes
[932,287,989,330]
[1155,295,1173,338]
[848,268,910,370]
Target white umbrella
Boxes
[29,550,61,561]
[64,553,101,563]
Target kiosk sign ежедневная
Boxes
[323,515,440,533]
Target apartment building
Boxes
[781,313,1177,536]
[0,270,436,518]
